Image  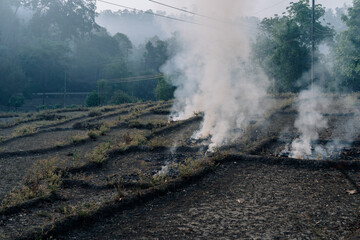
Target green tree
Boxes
[154,77,174,101]
[113,33,133,59]
[334,0,360,91]
[0,54,26,106]
[110,90,138,105]
[20,40,70,95]
[70,29,122,90]
[85,90,100,107]
[144,37,168,73]
[8,95,25,109]
[21,0,97,40]
[252,0,334,92]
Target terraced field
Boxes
[1,97,360,239]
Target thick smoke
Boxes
[162,0,269,151]
[289,86,329,159]
[289,85,360,159]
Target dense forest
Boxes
[0,0,359,110]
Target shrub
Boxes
[8,95,25,109]
[87,142,111,164]
[68,132,88,144]
[154,77,175,101]
[12,124,36,137]
[87,130,99,140]
[1,158,63,209]
[85,91,100,107]
[177,158,204,178]
[88,109,102,117]
[110,90,138,105]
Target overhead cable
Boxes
[148,0,213,20]
[97,0,199,25]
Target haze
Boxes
[97,0,353,17]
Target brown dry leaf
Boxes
[346,190,357,195]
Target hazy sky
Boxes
[97,0,353,18]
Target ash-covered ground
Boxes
[1,96,360,239]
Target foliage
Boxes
[21,0,98,40]
[252,0,334,92]
[154,77,175,101]
[0,1,173,107]
[1,157,63,209]
[20,40,70,93]
[334,0,360,91]
[12,124,36,137]
[85,91,100,107]
[110,90,138,105]
[114,32,133,58]
[0,50,26,106]
[87,142,111,164]
[177,158,204,178]
[143,37,168,73]
[8,95,25,109]
[68,132,88,144]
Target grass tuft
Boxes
[87,142,111,165]
[12,124,37,137]
[1,157,63,210]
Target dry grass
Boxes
[86,142,111,164]
[87,122,110,141]
[12,124,37,137]
[118,130,148,149]
[1,157,63,210]
[137,171,168,188]
[177,157,206,178]
[147,137,167,149]
[115,178,126,200]
[56,201,100,218]
[68,132,88,144]
[88,109,102,117]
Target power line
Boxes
[148,0,213,20]
[148,0,258,28]
[106,74,164,83]
[252,0,289,15]
[97,0,199,25]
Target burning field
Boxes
[0,94,360,239]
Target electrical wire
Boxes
[97,0,200,25]
[148,0,214,20]
[252,0,290,15]
[107,74,164,83]
[147,0,258,28]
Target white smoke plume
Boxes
[290,86,330,159]
[290,86,360,159]
[161,0,270,151]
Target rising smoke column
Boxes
[290,86,329,159]
[162,0,270,151]
[290,86,360,159]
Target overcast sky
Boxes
[97,0,353,18]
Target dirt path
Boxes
[60,159,360,240]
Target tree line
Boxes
[0,0,173,109]
[0,0,360,109]
[252,0,360,93]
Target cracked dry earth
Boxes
[60,160,360,239]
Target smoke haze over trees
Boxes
[0,0,359,110]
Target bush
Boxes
[154,77,175,101]
[85,91,100,107]
[110,90,138,105]
[8,95,25,109]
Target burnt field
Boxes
[1,96,360,239]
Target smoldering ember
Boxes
[1,0,360,239]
